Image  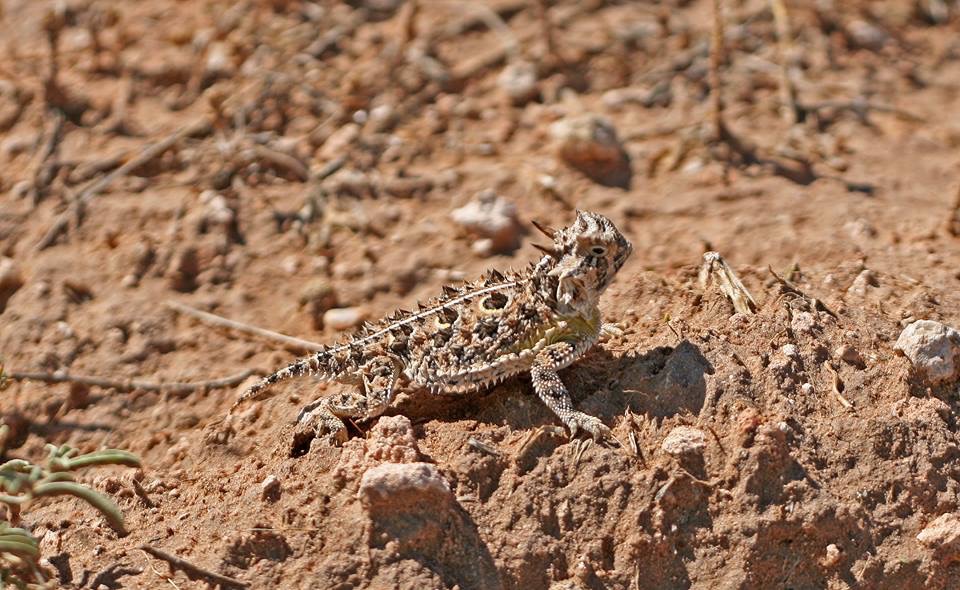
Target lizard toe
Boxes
[565,412,613,443]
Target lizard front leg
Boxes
[530,342,612,441]
[294,356,400,445]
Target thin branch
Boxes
[8,368,256,396]
[31,108,65,203]
[165,300,323,353]
[534,0,559,65]
[805,99,925,124]
[770,0,800,125]
[139,545,248,589]
[709,0,726,142]
[948,184,960,237]
[35,117,211,250]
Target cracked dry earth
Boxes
[3,0,960,588]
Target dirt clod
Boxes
[917,514,960,564]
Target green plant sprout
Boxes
[1,435,140,588]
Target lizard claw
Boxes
[564,412,615,444]
[293,404,348,449]
[600,322,625,340]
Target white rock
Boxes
[450,190,521,255]
[844,218,877,241]
[323,307,364,331]
[205,42,235,76]
[847,20,888,51]
[200,190,235,225]
[894,320,960,385]
[782,344,799,358]
[661,426,707,457]
[822,543,842,567]
[497,60,538,103]
[917,513,960,563]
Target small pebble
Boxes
[358,462,452,512]
[324,307,364,330]
[260,475,281,502]
[497,60,538,103]
[836,345,864,367]
[822,543,843,567]
[550,114,630,186]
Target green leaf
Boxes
[32,482,127,535]
[48,449,141,472]
[0,538,39,559]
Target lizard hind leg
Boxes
[293,357,400,448]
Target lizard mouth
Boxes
[554,272,589,311]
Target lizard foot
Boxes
[564,411,616,444]
[291,402,349,453]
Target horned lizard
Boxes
[234,210,633,444]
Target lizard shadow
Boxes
[583,339,715,420]
[395,339,714,436]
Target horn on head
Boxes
[531,219,556,240]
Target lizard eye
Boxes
[589,245,607,256]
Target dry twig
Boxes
[165,300,323,353]
[947,185,960,237]
[7,368,256,396]
[31,109,64,204]
[824,362,854,411]
[699,251,758,314]
[770,0,800,125]
[709,0,726,142]
[139,545,248,589]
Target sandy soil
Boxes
[3,0,960,588]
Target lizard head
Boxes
[533,210,633,313]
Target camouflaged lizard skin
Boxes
[235,210,633,443]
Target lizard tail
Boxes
[233,348,340,409]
